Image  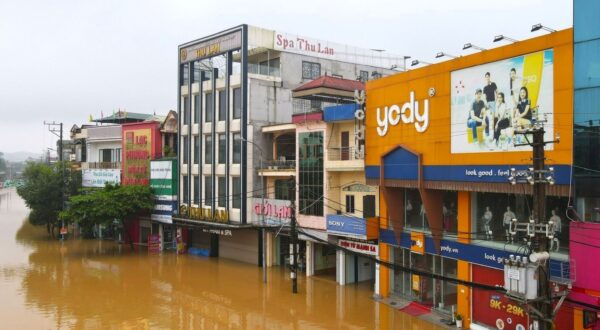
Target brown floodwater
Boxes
[0,189,441,329]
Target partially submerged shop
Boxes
[365,29,574,329]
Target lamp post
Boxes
[241,137,267,284]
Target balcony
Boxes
[82,162,122,169]
[258,159,296,177]
[248,63,281,78]
[326,146,364,172]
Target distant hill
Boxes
[2,151,42,162]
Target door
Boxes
[341,131,349,160]
[363,195,376,218]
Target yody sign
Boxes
[376,91,430,136]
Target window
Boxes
[219,90,226,121]
[204,135,212,164]
[182,136,188,164]
[302,61,321,80]
[405,189,428,230]
[218,177,226,208]
[115,148,121,162]
[299,132,324,216]
[192,61,201,84]
[259,58,280,76]
[233,133,241,164]
[180,63,189,86]
[205,92,213,123]
[193,175,199,204]
[183,96,189,124]
[193,136,199,164]
[363,195,376,218]
[193,94,200,124]
[218,134,226,164]
[99,149,112,162]
[204,178,212,206]
[275,179,293,200]
[182,175,189,203]
[359,70,369,83]
[232,177,241,209]
[345,195,355,213]
[233,88,241,119]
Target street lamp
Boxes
[241,137,267,284]
[531,23,556,33]
[411,59,431,67]
[493,35,519,43]
[463,43,486,51]
[435,52,458,59]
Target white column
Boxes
[306,241,314,277]
[337,249,346,285]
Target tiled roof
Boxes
[293,76,364,93]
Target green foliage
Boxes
[0,152,6,173]
[17,161,82,236]
[60,184,154,229]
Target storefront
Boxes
[365,29,574,328]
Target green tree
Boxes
[17,161,81,237]
[61,184,154,248]
[0,152,6,173]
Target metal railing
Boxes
[292,99,338,115]
[327,146,364,161]
[258,159,296,170]
[82,162,122,169]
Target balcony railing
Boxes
[327,146,364,161]
[292,99,339,115]
[82,162,122,169]
[258,159,296,171]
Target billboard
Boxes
[122,128,152,185]
[82,169,121,188]
[451,50,554,154]
[150,159,177,224]
[251,198,292,226]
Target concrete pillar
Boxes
[337,249,346,285]
[306,241,314,277]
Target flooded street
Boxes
[0,189,440,329]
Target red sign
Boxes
[60,227,68,235]
[148,234,161,253]
[472,265,528,330]
[338,239,378,256]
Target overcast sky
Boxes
[0,0,572,154]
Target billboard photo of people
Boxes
[450,50,554,154]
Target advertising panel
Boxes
[123,128,152,186]
[251,198,292,226]
[326,214,367,239]
[82,169,121,188]
[150,159,177,224]
[451,50,554,153]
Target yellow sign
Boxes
[179,204,229,223]
[410,231,425,255]
[412,274,420,291]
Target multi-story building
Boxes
[175,25,404,264]
[365,29,574,329]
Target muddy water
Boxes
[0,189,440,329]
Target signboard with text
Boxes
[150,159,177,224]
[82,169,121,188]
[123,128,151,186]
[338,239,378,256]
[251,198,292,226]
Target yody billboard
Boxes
[451,50,554,153]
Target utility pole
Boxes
[44,121,65,240]
[289,177,298,294]
[506,123,561,330]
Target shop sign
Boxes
[202,228,232,236]
[179,30,242,63]
[338,239,378,256]
[123,128,151,186]
[82,169,121,188]
[251,198,292,226]
[376,91,430,136]
[148,234,161,253]
[410,231,425,254]
[326,214,367,239]
[150,159,177,224]
[273,31,403,68]
[179,204,229,223]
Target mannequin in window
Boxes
[503,206,516,243]
[482,206,493,239]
